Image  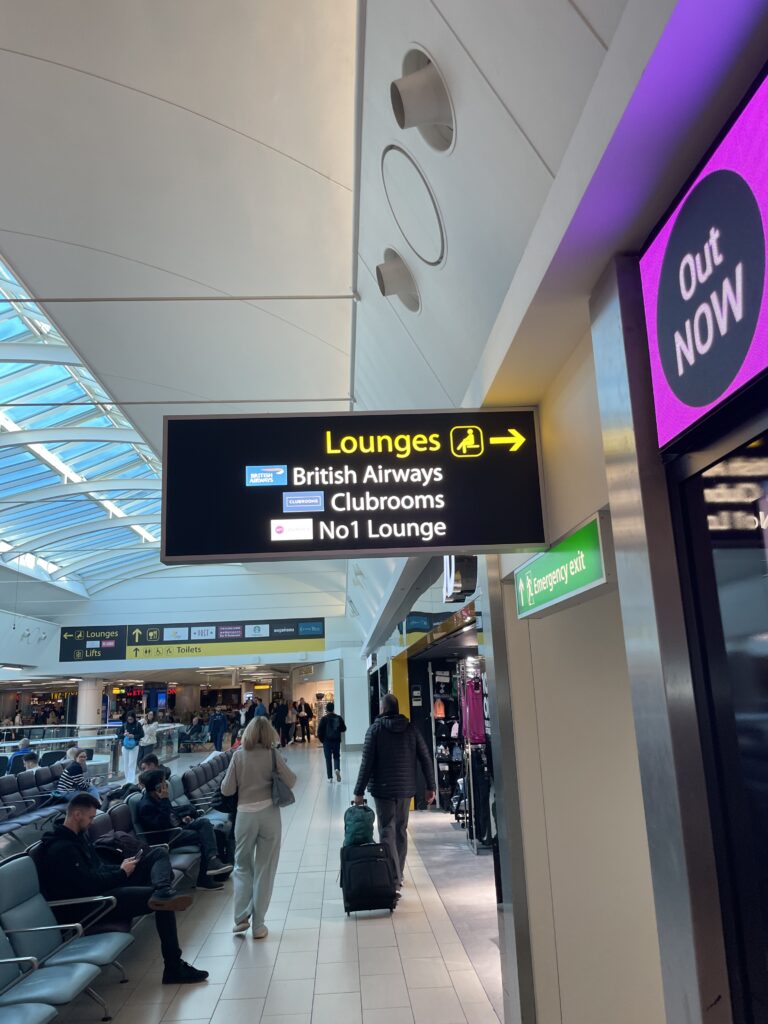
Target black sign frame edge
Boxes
[160,405,548,565]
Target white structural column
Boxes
[340,651,369,750]
[175,683,201,721]
[77,678,103,725]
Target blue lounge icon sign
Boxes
[245,465,288,487]
[282,491,325,513]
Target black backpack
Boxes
[324,714,341,742]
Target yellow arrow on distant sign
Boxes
[490,428,526,452]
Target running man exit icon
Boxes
[450,425,485,458]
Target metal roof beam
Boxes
[0,343,80,367]
[0,427,142,448]
[49,549,157,580]
[0,478,161,505]
[84,556,171,593]
[3,513,161,557]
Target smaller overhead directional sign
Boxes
[162,409,545,563]
[514,514,614,619]
[59,618,325,663]
[59,626,127,662]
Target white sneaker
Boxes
[252,925,269,940]
[327,778,333,784]
[232,919,250,933]
[335,769,341,782]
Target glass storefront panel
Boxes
[686,425,768,1018]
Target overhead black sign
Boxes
[162,409,544,562]
[59,626,127,662]
[59,618,325,663]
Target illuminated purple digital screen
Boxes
[640,72,768,448]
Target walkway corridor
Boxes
[59,741,503,1024]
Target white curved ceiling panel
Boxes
[433,0,618,172]
[354,0,556,410]
[0,0,355,189]
[0,53,352,297]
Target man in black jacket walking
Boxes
[354,694,435,886]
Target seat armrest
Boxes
[4,924,83,937]
[140,826,183,842]
[48,893,117,929]
[0,956,38,993]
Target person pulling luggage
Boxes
[353,693,435,888]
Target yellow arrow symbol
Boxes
[63,631,74,639]
[131,628,142,644]
[490,428,526,452]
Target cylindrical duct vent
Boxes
[391,61,452,131]
[375,249,420,313]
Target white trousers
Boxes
[121,744,139,783]
[232,805,282,927]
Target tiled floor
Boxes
[61,742,503,1024]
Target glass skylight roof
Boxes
[0,258,162,592]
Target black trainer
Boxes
[162,960,209,985]
[206,856,230,876]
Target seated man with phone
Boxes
[38,792,209,985]
[137,769,229,889]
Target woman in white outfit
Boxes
[139,710,159,763]
[221,716,296,938]
[117,711,144,784]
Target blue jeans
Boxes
[63,785,100,801]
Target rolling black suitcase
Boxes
[340,843,399,914]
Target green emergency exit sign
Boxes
[514,514,611,618]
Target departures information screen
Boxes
[162,409,544,562]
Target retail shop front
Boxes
[395,604,497,864]
[593,63,768,1024]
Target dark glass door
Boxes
[683,426,768,1021]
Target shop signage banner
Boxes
[514,515,611,619]
[59,618,325,662]
[162,410,544,562]
[640,70,768,448]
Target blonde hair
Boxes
[241,716,278,751]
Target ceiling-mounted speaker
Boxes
[391,60,451,132]
[375,249,420,312]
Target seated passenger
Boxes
[188,716,205,740]
[38,792,208,985]
[22,751,39,770]
[138,769,229,889]
[55,747,100,800]
[138,752,171,780]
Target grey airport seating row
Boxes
[0,749,235,1023]
[0,762,119,833]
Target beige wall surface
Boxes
[501,332,666,1024]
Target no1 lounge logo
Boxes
[657,170,765,407]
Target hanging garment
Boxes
[433,698,446,719]
[462,677,486,743]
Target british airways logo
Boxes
[245,465,288,487]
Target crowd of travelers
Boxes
[0,691,437,997]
